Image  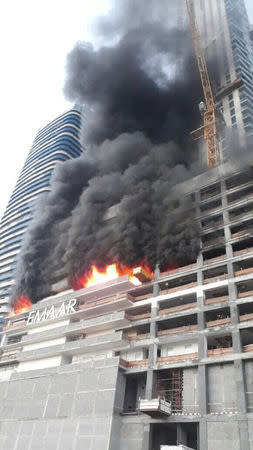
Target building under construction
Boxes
[0,158,252,450]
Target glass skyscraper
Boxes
[194,0,253,152]
[0,106,84,316]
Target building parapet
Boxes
[157,325,198,337]
[17,330,127,363]
[206,317,231,328]
[158,302,197,316]
[157,353,198,365]
[207,347,233,357]
[204,296,228,305]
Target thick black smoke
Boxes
[13,0,204,303]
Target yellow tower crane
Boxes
[185,0,220,168]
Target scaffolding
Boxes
[156,369,184,412]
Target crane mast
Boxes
[185,0,220,168]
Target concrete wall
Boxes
[109,370,126,450]
[161,341,198,358]
[182,367,198,413]
[120,422,147,450]
[207,422,240,450]
[207,363,237,413]
[244,360,253,412]
[0,357,120,450]
[121,349,147,361]
[248,420,253,450]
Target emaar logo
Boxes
[26,299,77,325]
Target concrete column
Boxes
[198,365,208,415]
[238,420,250,450]
[145,266,160,400]
[153,264,160,297]
[223,198,239,328]
[141,423,151,450]
[145,369,157,401]
[222,182,230,255]
[234,358,248,414]
[198,421,208,450]
[196,220,208,416]
[221,180,248,417]
[197,254,205,341]
[149,297,158,362]
[177,424,187,446]
[198,335,207,360]
[232,329,242,353]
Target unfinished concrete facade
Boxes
[0,161,252,450]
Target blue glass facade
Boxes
[197,0,253,153]
[225,0,253,139]
[0,106,84,314]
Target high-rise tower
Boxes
[0,157,252,450]
[0,106,84,316]
[194,0,253,152]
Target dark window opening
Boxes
[123,374,146,414]
[151,422,198,450]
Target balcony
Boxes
[131,292,153,302]
[205,295,228,305]
[234,267,253,277]
[202,237,225,249]
[159,282,197,296]
[157,353,198,364]
[18,331,126,363]
[203,274,227,284]
[243,344,253,353]
[230,211,253,224]
[200,201,222,216]
[139,397,172,416]
[120,358,148,368]
[206,317,231,328]
[200,184,221,202]
[159,263,197,279]
[207,334,233,357]
[78,292,134,310]
[203,254,226,265]
[207,347,233,357]
[201,221,223,233]
[231,230,253,240]
[229,193,253,207]
[233,246,253,257]
[238,290,253,299]
[226,172,252,191]
[3,320,26,331]
[126,311,151,321]
[157,324,197,337]
[158,302,197,316]
[0,349,20,365]
[239,313,253,323]
[123,332,150,341]
[238,301,253,323]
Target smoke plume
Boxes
[13,0,204,303]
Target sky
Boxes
[0,0,252,219]
[0,0,112,219]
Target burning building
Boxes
[0,159,252,449]
[1,1,253,449]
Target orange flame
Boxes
[11,295,32,315]
[72,263,153,290]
